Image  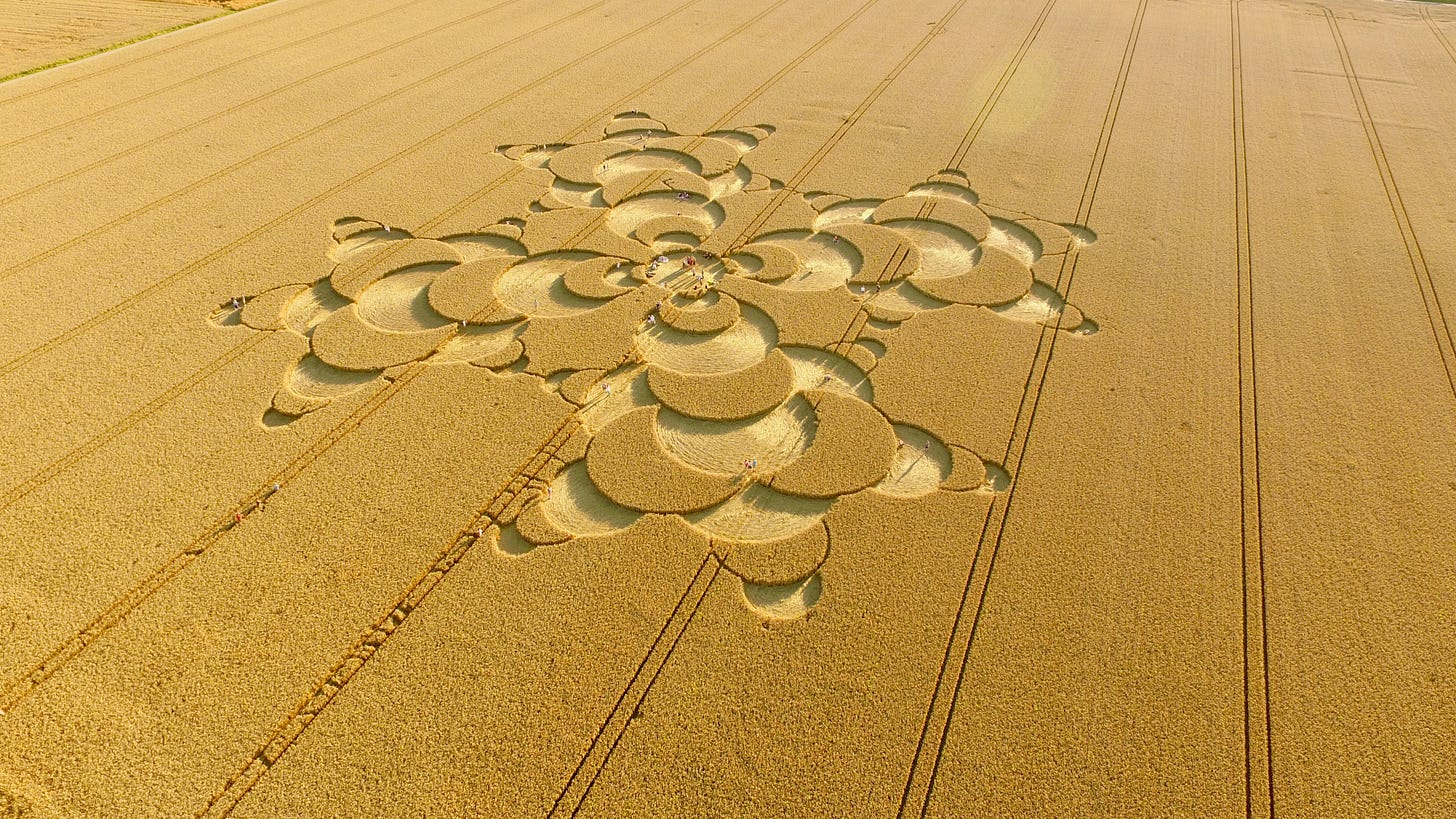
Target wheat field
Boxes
[0,0,1454,816]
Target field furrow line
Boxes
[0,0,705,383]
[559,0,996,801]
[900,0,1150,814]
[0,332,271,515]
[0,0,612,285]
[0,0,319,104]
[195,0,984,810]
[548,553,721,818]
[0,0,377,151]
[0,0,734,717]
[194,414,585,818]
[890,0,1067,810]
[1232,2,1274,816]
[1324,8,1456,405]
[0,351,415,714]
[945,0,1058,170]
[1423,5,1456,67]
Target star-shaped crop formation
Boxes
[217,112,1098,618]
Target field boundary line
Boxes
[0,0,658,382]
[0,0,606,283]
[0,0,451,177]
[897,1,1149,814]
[1325,8,1456,403]
[0,0,309,98]
[0,0,379,151]
[1232,2,1274,817]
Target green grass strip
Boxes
[0,1,283,87]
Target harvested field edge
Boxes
[0,0,582,289]
[0,0,521,204]
[0,0,286,88]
